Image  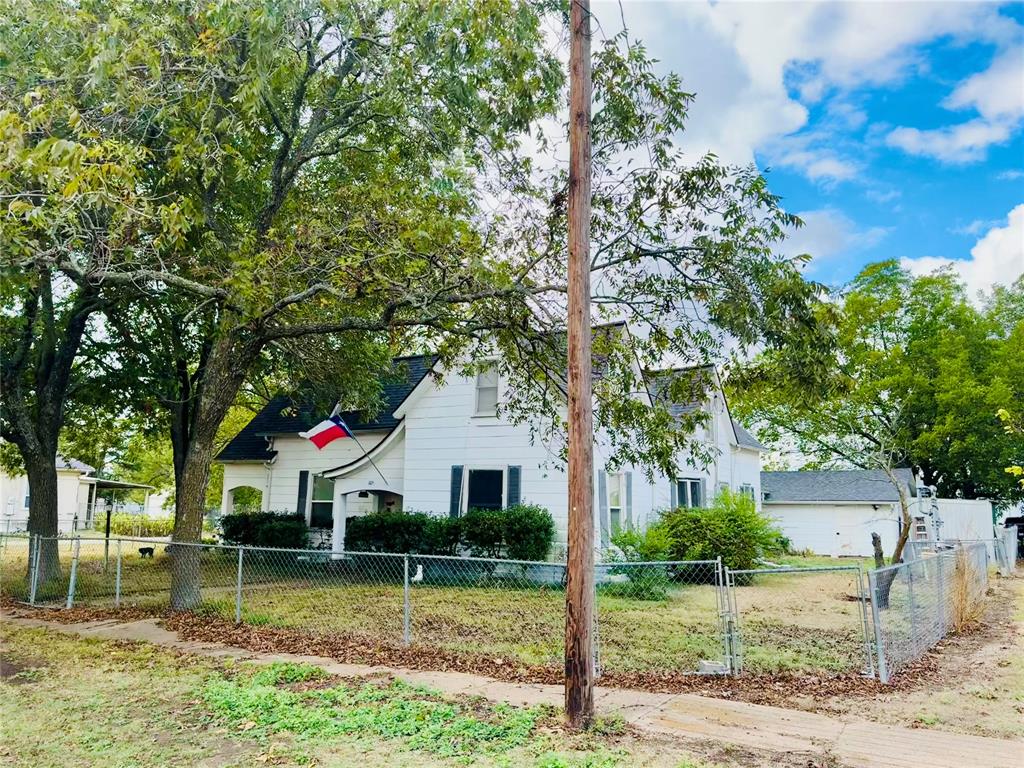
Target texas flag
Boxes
[299,415,354,450]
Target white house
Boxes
[217,352,764,556]
[0,454,159,534]
[761,469,995,558]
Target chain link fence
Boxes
[3,532,998,684]
[726,565,873,676]
[868,542,988,682]
[904,538,1011,574]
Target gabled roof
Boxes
[216,355,436,462]
[56,455,95,474]
[761,468,917,503]
[731,420,766,451]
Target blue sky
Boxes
[595,0,1024,297]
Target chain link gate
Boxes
[724,564,874,678]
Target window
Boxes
[474,366,499,416]
[676,479,703,508]
[309,475,334,528]
[740,484,755,500]
[466,468,504,510]
[607,473,623,534]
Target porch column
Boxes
[331,492,347,559]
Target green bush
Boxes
[603,525,675,600]
[97,514,175,537]
[344,505,556,561]
[660,488,784,571]
[502,504,556,561]
[253,518,308,549]
[460,508,505,558]
[220,511,306,547]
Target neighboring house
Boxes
[761,469,994,557]
[0,454,158,534]
[217,350,763,556]
[1,455,96,533]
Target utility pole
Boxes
[564,0,594,731]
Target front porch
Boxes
[306,476,403,551]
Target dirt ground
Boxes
[801,575,1024,739]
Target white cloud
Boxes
[886,44,1023,163]
[902,204,1024,299]
[886,118,1014,163]
[950,219,998,237]
[997,169,1024,181]
[594,1,1019,180]
[783,208,889,266]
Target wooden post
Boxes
[564,0,595,731]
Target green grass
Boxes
[0,623,734,767]
[1,539,873,676]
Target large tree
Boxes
[8,1,832,609]
[732,262,1024,561]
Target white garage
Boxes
[761,469,994,559]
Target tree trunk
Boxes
[871,531,894,609]
[24,451,62,592]
[168,334,256,610]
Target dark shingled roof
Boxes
[731,420,766,451]
[216,355,436,462]
[761,469,917,503]
[644,365,715,420]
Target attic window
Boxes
[475,366,499,416]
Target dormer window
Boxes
[475,366,499,416]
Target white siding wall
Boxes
[929,498,994,542]
[0,469,92,533]
[764,502,903,557]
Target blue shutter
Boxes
[597,470,609,547]
[296,471,309,517]
[449,465,464,518]
[624,471,633,528]
[506,465,521,507]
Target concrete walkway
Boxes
[3,615,1021,768]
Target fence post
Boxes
[402,554,411,646]
[235,547,244,624]
[935,552,944,636]
[65,537,81,609]
[115,538,122,609]
[868,570,888,683]
[907,561,917,656]
[28,534,41,606]
[856,567,874,677]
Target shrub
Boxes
[660,488,784,571]
[422,516,462,556]
[220,511,306,547]
[502,504,556,562]
[461,508,505,558]
[344,512,430,553]
[98,514,175,537]
[253,518,308,549]
[603,524,675,600]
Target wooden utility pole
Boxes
[564,0,595,730]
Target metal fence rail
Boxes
[904,538,1011,574]
[868,542,988,682]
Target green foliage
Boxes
[733,263,1024,508]
[502,504,556,561]
[998,409,1024,488]
[460,508,507,558]
[220,511,306,548]
[603,525,675,600]
[97,514,175,537]
[660,489,784,571]
[343,506,554,560]
[203,666,545,759]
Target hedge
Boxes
[95,514,175,537]
[345,504,555,561]
[220,511,307,549]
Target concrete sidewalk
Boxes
[3,615,1021,768]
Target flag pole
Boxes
[326,402,389,486]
